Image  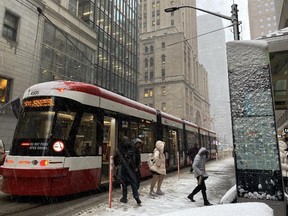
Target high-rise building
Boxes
[197,14,232,145]
[274,0,288,29]
[248,0,278,39]
[138,0,210,127]
[0,0,138,148]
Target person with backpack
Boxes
[117,136,141,205]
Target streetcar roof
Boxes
[23,81,157,115]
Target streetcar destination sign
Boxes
[23,98,54,107]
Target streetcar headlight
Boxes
[20,142,30,147]
[40,160,49,166]
[52,141,65,152]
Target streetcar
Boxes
[0,81,217,196]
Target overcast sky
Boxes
[196,0,250,41]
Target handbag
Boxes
[148,153,155,168]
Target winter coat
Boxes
[192,147,209,178]
[279,140,288,178]
[149,141,166,175]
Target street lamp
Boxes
[164,4,240,40]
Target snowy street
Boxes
[75,156,236,216]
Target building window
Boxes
[161,68,165,78]
[161,55,166,64]
[161,42,165,49]
[0,77,11,104]
[2,10,19,41]
[156,10,160,16]
[145,46,149,53]
[162,102,166,112]
[149,57,154,67]
[145,58,148,68]
[144,71,148,81]
[161,86,166,96]
[157,19,160,25]
[144,88,153,97]
[171,19,174,26]
[150,45,154,52]
[149,70,154,80]
[68,0,78,15]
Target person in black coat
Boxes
[117,136,141,205]
[133,138,142,190]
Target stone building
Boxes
[138,0,210,127]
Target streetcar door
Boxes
[101,116,116,183]
[165,128,178,170]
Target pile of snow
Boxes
[160,202,273,216]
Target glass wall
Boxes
[40,0,139,100]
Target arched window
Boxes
[150,57,154,67]
[145,46,149,53]
[161,42,165,49]
[150,45,154,52]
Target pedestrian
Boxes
[278,139,288,187]
[149,140,166,196]
[187,147,212,206]
[117,136,141,205]
[187,143,199,172]
[133,138,142,190]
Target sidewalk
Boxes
[75,156,236,216]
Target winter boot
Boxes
[204,200,212,206]
[187,193,195,202]
[135,197,141,205]
[202,190,212,206]
[120,197,128,203]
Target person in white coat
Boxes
[279,139,288,187]
[187,147,212,206]
[149,140,166,196]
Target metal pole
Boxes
[231,4,240,40]
[164,4,241,41]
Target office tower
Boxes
[138,0,210,127]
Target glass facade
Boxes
[40,0,138,100]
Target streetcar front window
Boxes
[12,110,76,156]
[15,111,55,139]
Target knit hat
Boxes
[134,138,142,145]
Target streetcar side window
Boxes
[74,113,97,156]
[139,121,155,153]
[53,111,75,139]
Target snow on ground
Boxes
[74,157,273,216]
